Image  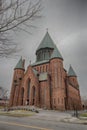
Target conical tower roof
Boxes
[14,57,24,70]
[36,31,56,52]
[68,65,77,77]
[50,47,63,60]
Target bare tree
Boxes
[0,0,42,57]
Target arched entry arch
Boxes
[21,87,24,105]
[32,86,36,105]
[26,78,31,105]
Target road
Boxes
[0,115,87,130]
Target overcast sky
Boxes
[0,0,87,98]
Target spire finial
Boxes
[46,28,48,32]
[29,60,31,65]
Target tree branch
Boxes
[0,0,42,57]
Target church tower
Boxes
[9,57,25,106]
[49,45,66,110]
[33,31,66,110]
[34,31,56,109]
[67,65,82,109]
[68,65,79,88]
[36,31,56,62]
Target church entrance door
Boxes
[32,86,35,105]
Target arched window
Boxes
[43,66,44,72]
[33,87,35,97]
[43,53,45,60]
[58,98,60,104]
[48,50,50,58]
[46,65,48,72]
[37,67,39,71]
[40,66,41,72]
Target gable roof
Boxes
[14,57,24,70]
[36,31,56,52]
[32,68,39,76]
[50,47,63,60]
[39,72,48,81]
[68,65,77,77]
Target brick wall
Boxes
[49,58,66,110]
[67,84,82,110]
[9,60,82,110]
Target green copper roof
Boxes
[50,47,63,60]
[68,65,77,77]
[32,60,49,66]
[14,57,24,70]
[36,31,56,52]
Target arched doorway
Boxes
[27,79,31,105]
[32,86,36,105]
[21,87,24,105]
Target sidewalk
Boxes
[30,109,87,124]
[1,106,87,125]
[61,116,87,124]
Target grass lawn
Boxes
[0,110,35,117]
[0,106,4,109]
[80,113,87,117]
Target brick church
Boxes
[9,31,82,110]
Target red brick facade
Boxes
[9,32,82,110]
